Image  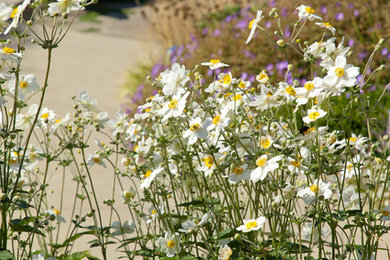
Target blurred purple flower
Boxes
[213,29,221,36]
[215,68,221,75]
[151,62,163,77]
[367,85,376,92]
[335,12,344,21]
[381,48,388,56]
[276,60,288,75]
[353,9,359,16]
[281,8,288,17]
[241,72,248,80]
[265,21,272,28]
[269,0,276,7]
[203,28,208,35]
[358,51,368,61]
[284,26,291,38]
[207,69,213,77]
[235,19,248,29]
[320,6,327,14]
[226,15,233,22]
[249,74,255,82]
[348,39,354,47]
[266,63,274,73]
[348,3,354,9]
[243,50,256,59]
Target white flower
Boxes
[75,91,99,113]
[250,155,283,182]
[297,179,333,205]
[159,91,189,122]
[246,10,263,44]
[39,107,56,126]
[158,232,181,257]
[16,104,38,130]
[218,245,233,260]
[341,156,361,180]
[4,0,30,35]
[159,63,189,96]
[183,117,211,145]
[8,74,40,101]
[256,70,269,84]
[121,187,136,203]
[0,3,12,32]
[259,135,273,149]
[48,0,84,15]
[296,5,322,21]
[236,216,266,232]
[228,164,250,184]
[178,220,197,233]
[145,203,165,224]
[198,154,217,177]
[302,107,327,124]
[86,153,106,168]
[315,22,336,35]
[302,222,329,243]
[201,59,229,70]
[295,77,324,107]
[346,134,368,150]
[111,220,136,236]
[140,167,164,189]
[0,46,22,62]
[45,209,66,223]
[323,55,359,93]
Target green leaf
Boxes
[178,200,203,207]
[0,250,15,260]
[10,218,44,236]
[216,229,234,240]
[134,249,153,257]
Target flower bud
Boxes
[269,8,277,16]
[62,12,68,19]
[277,39,285,47]
[378,65,385,71]
[287,64,293,71]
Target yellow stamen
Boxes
[304,82,314,90]
[310,184,319,193]
[168,99,178,109]
[290,161,301,167]
[2,47,15,54]
[286,86,296,96]
[204,156,214,168]
[190,123,200,131]
[260,138,271,149]
[167,240,175,248]
[309,111,320,120]
[10,8,18,19]
[20,81,28,89]
[256,157,266,167]
[305,6,315,14]
[41,113,49,119]
[233,166,243,175]
[335,67,344,77]
[210,59,220,64]
[248,19,255,29]
[144,170,152,178]
[245,220,258,229]
[212,115,220,125]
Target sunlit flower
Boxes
[159,63,189,96]
[315,22,336,35]
[297,179,333,205]
[256,70,269,84]
[246,10,263,44]
[302,107,327,124]
[236,216,266,232]
[45,209,66,223]
[158,232,181,257]
[228,164,250,184]
[48,0,84,16]
[250,155,283,182]
[0,46,22,62]
[178,220,197,233]
[218,245,233,260]
[296,5,322,21]
[4,0,30,35]
[0,3,12,32]
[121,187,136,203]
[201,59,229,70]
[183,117,211,145]
[159,91,190,122]
[140,167,164,189]
[86,153,106,168]
[8,74,40,101]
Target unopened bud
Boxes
[27,20,33,26]
[62,12,68,19]
[378,65,385,71]
[296,38,301,44]
[287,64,293,71]
[277,39,285,47]
[269,8,277,16]
[293,80,299,86]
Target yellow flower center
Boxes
[190,123,200,131]
[290,160,301,167]
[304,82,314,90]
[167,240,175,248]
[41,113,49,119]
[210,59,220,64]
[256,157,266,167]
[248,19,255,29]
[335,67,344,77]
[309,111,320,120]
[55,118,62,124]
[144,170,152,178]
[310,184,319,193]
[258,72,268,81]
[286,86,296,96]
[305,6,315,14]
[204,156,214,168]
[212,115,221,125]
[267,91,273,97]
[260,138,271,149]
[123,191,135,200]
[233,94,242,101]
[20,81,28,89]
[245,220,258,229]
[346,163,353,170]
[2,47,15,54]
[92,157,101,163]
[168,99,178,109]
[11,8,18,19]
[349,137,357,142]
[238,81,246,88]
[223,74,231,85]
[151,209,157,215]
[53,209,60,215]
[233,166,243,175]
[323,22,332,27]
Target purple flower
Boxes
[281,8,288,17]
[269,0,276,7]
[348,39,354,47]
[284,26,291,38]
[367,85,376,92]
[202,28,208,35]
[249,74,255,82]
[335,12,344,21]
[276,60,288,75]
[266,63,274,73]
[213,29,221,36]
[235,19,248,29]
[265,21,272,28]
[207,69,213,77]
[243,50,256,59]
[381,48,388,56]
[358,51,368,61]
[348,3,354,9]
[353,9,359,16]
[320,6,327,14]
[225,15,233,22]
[241,72,248,80]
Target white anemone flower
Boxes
[246,10,263,44]
[86,153,106,168]
[0,46,22,63]
[236,216,266,232]
[159,91,189,122]
[158,232,181,257]
[198,154,217,177]
[315,22,336,35]
[297,179,333,205]
[295,77,324,107]
[296,5,322,21]
[160,63,189,96]
[140,167,164,190]
[8,74,40,100]
[48,0,84,15]
[45,209,66,223]
[111,220,136,236]
[15,104,38,130]
[228,164,250,184]
[183,118,211,145]
[178,220,197,233]
[256,70,269,84]
[39,107,56,126]
[201,59,229,70]
[302,222,330,243]
[0,3,12,32]
[302,107,327,124]
[323,55,359,93]
[4,0,30,35]
[250,155,283,182]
